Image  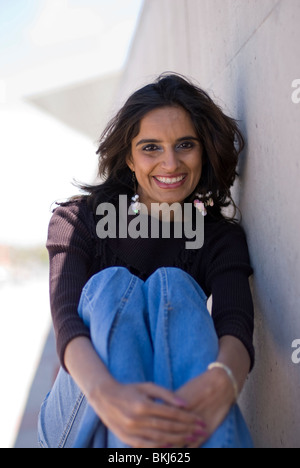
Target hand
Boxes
[175,369,236,448]
[88,380,207,448]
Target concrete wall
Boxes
[117,0,300,448]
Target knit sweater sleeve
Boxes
[205,222,255,370]
[46,200,94,369]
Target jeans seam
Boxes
[58,393,86,448]
[160,268,174,390]
[80,289,94,324]
[108,275,139,350]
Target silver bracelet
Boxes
[207,362,239,402]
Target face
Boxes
[127,106,203,210]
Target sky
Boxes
[0,0,144,246]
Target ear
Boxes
[126,153,135,172]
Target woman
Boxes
[38,74,254,448]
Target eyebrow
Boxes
[135,136,200,147]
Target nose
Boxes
[161,147,180,172]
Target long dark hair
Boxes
[78,73,245,219]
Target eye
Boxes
[142,144,160,152]
[177,141,195,150]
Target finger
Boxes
[185,432,210,448]
[140,382,188,408]
[127,422,210,448]
[115,432,160,449]
[142,416,196,433]
[114,428,183,449]
[130,436,175,449]
[144,398,203,427]
[130,407,209,445]
[140,383,205,425]
[132,429,188,448]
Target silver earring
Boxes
[131,172,141,214]
[193,191,214,216]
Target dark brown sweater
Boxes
[47,197,255,371]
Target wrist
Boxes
[208,362,239,404]
[87,375,120,406]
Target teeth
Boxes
[155,176,185,184]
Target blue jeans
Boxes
[38,267,253,448]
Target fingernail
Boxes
[194,430,209,438]
[174,398,187,407]
[186,435,198,443]
[196,419,207,428]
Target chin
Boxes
[155,196,185,205]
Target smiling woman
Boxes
[82,73,244,220]
[39,74,254,449]
[127,106,203,208]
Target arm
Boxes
[175,335,251,448]
[65,335,251,407]
[217,335,251,395]
[47,201,93,368]
[65,336,206,448]
[64,336,117,400]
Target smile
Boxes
[153,174,187,188]
[155,175,186,184]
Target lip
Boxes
[153,174,187,189]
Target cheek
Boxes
[190,154,203,178]
[135,166,155,187]
[135,159,157,179]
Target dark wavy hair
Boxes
[78,73,244,219]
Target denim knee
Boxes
[147,267,208,304]
[81,267,134,300]
[78,266,147,367]
[78,267,139,327]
